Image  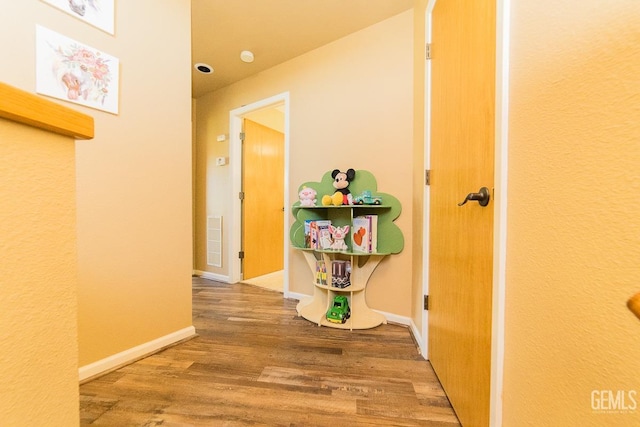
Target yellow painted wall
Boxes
[195,10,414,316]
[0,2,193,368]
[0,119,79,424]
[504,0,640,425]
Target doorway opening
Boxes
[229,92,290,296]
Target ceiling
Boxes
[191,0,414,98]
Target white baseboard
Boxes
[78,325,196,382]
[409,319,427,358]
[376,310,426,359]
[194,270,230,283]
[284,290,306,301]
[378,310,411,327]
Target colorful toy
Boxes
[329,225,350,251]
[322,168,355,206]
[353,190,382,205]
[326,295,351,324]
[298,185,317,207]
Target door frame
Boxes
[229,92,290,295]
[421,1,510,425]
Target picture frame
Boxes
[36,25,120,114]
[41,0,115,35]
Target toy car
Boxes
[326,295,351,324]
[353,190,382,205]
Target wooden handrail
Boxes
[0,82,93,139]
[628,292,640,321]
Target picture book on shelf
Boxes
[309,220,333,250]
[369,214,378,252]
[351,217,369,253]
[331,260,351,288]
[304,219,313,248]
[315,260,327,285]
[351,215,378,253]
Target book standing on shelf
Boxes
[315,260,327,285]
[331,260,351,288]
[309,220,333,250]
[351,215,378,253]
[351,216,369,253]
[369,214,378,252]
[304,220,312,248]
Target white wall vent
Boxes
[207,215,222,267]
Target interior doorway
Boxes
[241,117,284,289]
[229,92,290,295]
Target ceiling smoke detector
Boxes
[240,50,254,63]
[194,63,213,74]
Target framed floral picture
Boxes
[41,0,115,35]
[36,25,119,114]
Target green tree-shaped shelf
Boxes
[290,170,404,254]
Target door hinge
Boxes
[425,169,431,186]
[424,295,429,310]
[239,132,245,141]
[239,191,245,200]
[426,43,432,60]
[238,251,245,259]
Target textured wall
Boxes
[0,119,79,425]
[74,0,193,365]
[0,1,193,369]
[504,0,640,425]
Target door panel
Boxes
[242,119,284,280]
[428,0,496,426]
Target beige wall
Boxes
[0,119,80,425]
[504,0,640,425]
[0,2,193,368]
[195,10,415,316]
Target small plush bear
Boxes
[322,168,356,206]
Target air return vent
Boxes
[207,216,222,267]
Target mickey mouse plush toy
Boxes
[322,168,356,206]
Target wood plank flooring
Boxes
[79,277,460,426]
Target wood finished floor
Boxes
[79,277,460,426]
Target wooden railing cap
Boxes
[0,82,94,140]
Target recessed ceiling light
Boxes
[240,50,254,63]
[194,63,213,74]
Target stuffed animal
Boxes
[329,225,350,251]
[298,186,317,207]
[322,168,356,206]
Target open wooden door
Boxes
[241,119,284,280]
[427,0,496,426]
